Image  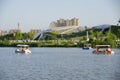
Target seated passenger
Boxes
[25,47,29,51]
[22,47,25,52]
[87,45,91,48]
[106,48,112,53]
[96,47,101,52]
[104,49,107,53]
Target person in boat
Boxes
[106,48,112,53]
[88,45,91,48]
[104,48,112,53]
[104,49,108,53]
[25,47,29,51]
[21,47,25,52]
[96,47,102,52]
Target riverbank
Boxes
[0,40,119,48]
[0,41,81,47]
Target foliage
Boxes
[0,25,120,47]
[0,32,35,40]
[111,25,120,38]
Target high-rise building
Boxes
[65,19,70,26]
[71,18,79,26]
[50,18,79,27]
[50,22,57,27]
[76,18,79,26]
[57,18,65,27]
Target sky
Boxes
[0,0,120,32]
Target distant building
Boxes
[9,29,20,34]
[9,22,22,34]
[50,18,83,34]
[0,29,7,36]
[65,19,70,26]
[50,17,79,27]
[30,29,41,34]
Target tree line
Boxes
[0,25,120,48]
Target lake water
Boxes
[0,48,120,80]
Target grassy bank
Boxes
[0,40,119,48]
[0,41,82,47]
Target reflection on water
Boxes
[0,48,120,80]
[16,52,30,56]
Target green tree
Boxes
[106,30,117,40]
[94,31,102,40]
[27,32,35,40]
[14,32,23,40]
[105,31,117,47]
[118,29,120,38]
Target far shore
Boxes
[0,41,118,48]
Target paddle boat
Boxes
[82,43,92,50]
[15,44,31,53]
[92,45,114,55]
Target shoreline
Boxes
[0,40,118,48]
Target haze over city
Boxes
[0,0,120,32]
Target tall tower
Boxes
[18,22,21,32]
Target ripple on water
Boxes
[0,48,120,80]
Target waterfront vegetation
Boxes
[0,25,120,48]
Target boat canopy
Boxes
[95,45,111,48]
[17,44,29,47]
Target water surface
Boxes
[0,48,120,80]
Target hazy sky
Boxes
[0,0,119,32]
